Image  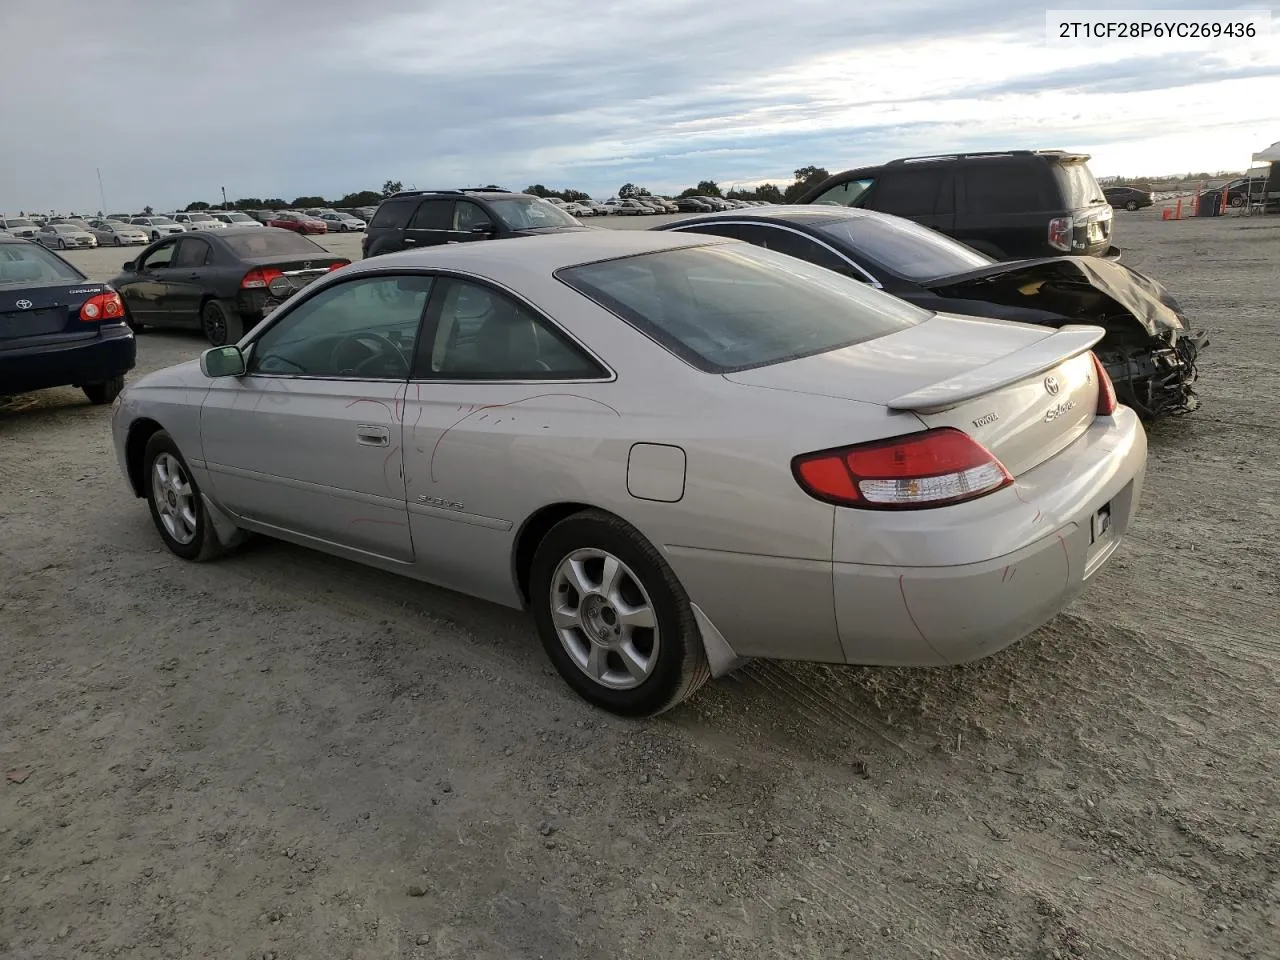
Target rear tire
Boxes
[201,299,243,347]
[1230,195,1245,208]
[82,375,124,405]
[142,430,231,562]
[1125,200,1138,211]
[529,509,710,717]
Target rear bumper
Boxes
[673,408,1147,669]
[0,324,136,395]
[830,407,1146,665]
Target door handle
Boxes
[356,424,390,446]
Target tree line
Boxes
[177,168,837,213]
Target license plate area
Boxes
[0,307,66,340]
[1090,500,1113,544]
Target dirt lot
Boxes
[2,211,1278,960]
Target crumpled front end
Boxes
[926,256,1209,421]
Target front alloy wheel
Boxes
[142,430,236,562]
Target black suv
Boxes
[795,150,1119,261]
[362,188,588,258]
[1103,185,1153,211]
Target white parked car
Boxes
[211,211,266,228]
[171,212,227,231]
[130,216,187,241]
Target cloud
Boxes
[0,0,1275,212]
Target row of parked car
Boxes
[547,196,772,216]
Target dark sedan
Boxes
[1103,186,1153,211]
[654,207,1207,420]
[111,227,351,346]
[0,237,136,404]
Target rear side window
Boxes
[865,168,948,216]
[368,199,417,229]
[407,200,453,230]
[962,162,1048,213]
[0,242,86,284]
[558,243,929,374]
[807,177,876,208]
[1053,161,1107,208]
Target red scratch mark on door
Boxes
[345,398,394,419]
[426,393,621,482]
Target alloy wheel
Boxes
[549,549,660,690]
[152,452,198,545]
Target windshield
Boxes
[487,197,581,230]
[222,230,327,258]
[0,241,86,284]
[152,217,176,224]
[814,214,993,281]
[1055,161,1107,206]
[228,213,253,221]
[53,224,80,233]
[188,213,214,221]
[558,242,930,373]
[6,218,35,227]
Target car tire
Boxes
[57,239,66,249]
[529,509,710,717]
[82,375,124,405]
[1230,195,1245,208]
[201,300,243,347]
[1125,200,1138,211]
[152,231,160,241]
[142,430,230,562]
[115,236,124,246]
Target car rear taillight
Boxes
[328,261,349,271]
[792,428,1013,510]
[1048,216,1073,252]
[79,290,125,322]
[1091,351,1118,415]
[241,267,284,289]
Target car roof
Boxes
[342,228,727,278]
[659,205,887,229]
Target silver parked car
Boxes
[0,216,40,239]
[317,212,367,232]
[37,222,98,249]
[88,219,149,246]
[131,216,186,240]
[110,231,1147,717]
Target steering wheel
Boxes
[328,332,407,377]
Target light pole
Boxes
[221,186,228,209]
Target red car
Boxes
[266,211,327,235]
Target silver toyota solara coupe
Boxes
[110,230,1148,716]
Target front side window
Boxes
[558,242,929,374]
[422,278,603,380]
[247,275,433,379]
[486,197,580,230]
[452,201,494,232]
[140,241,178,269]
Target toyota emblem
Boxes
[1044,375,1060,396]
[15,299,33,310]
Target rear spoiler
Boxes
[887,324,1106,414]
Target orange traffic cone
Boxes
[1163,207,1172,220]
[1174,197,1183,219]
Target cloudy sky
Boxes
[2,0,1277,212]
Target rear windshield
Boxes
[0,242,85,284]
[222,230,327,258]
[814,214,993,281]
[1055,161,1107,207]
[558,242,930,373]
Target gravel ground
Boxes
[2,210,1278,960]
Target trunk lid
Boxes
[724,314,1104,477]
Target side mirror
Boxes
[122,260,136,271]
[200,345,246,378]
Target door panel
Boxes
[400,276,614,604]
[403,199,454,248]
[200,377,413,561]
[122,239,180,324]
[165,237,212,320]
